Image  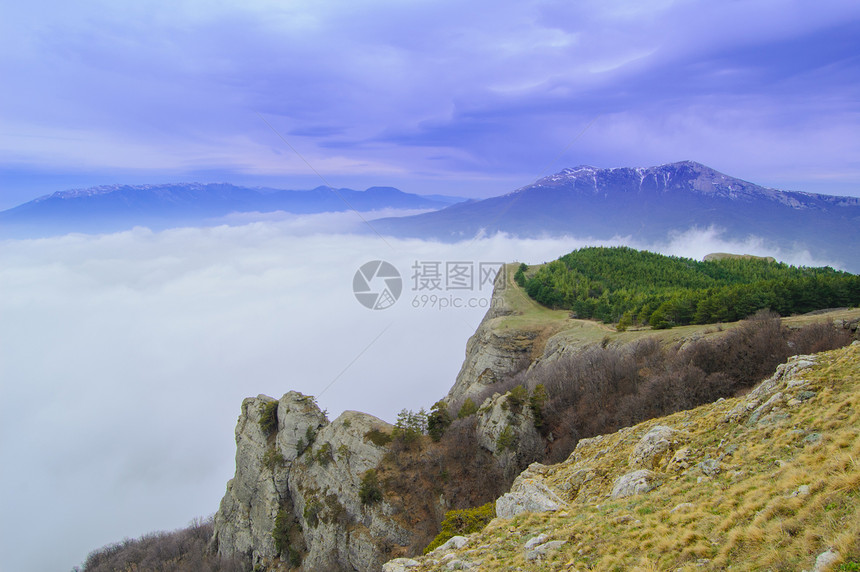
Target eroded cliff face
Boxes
[212,391,410,571]
[443,266,593,410]
[446,325,536,406]
[212,394,296,562]
[474,391,543,479]
[444,271,537,407]
[211,270,557,570]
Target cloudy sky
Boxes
[2,0,860,210]
[1,1,860,570]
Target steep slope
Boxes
[388,342,860,571]
[371,161,860,272]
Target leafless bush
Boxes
[789,321,852,354]
[79,516,246,572]
[525,313,853,465]
[375,415,507,555]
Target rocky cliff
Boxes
[442,268,525,406]
[211,267,860,571]
[210,268,559,570]
[443,265,576,408]
[212,391,411,571]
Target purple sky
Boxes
[2,3,860,568]
[2,0,860,209]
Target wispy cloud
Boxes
[1,0,859,207]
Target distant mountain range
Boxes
[371,161,860,272]
[0,183,462,237]
[3,162,858,271]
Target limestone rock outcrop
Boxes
[495,463,566,518]
[724,354,817,424]
[629,425,684,471]
[610,469,662,498]
[474,390,543,478]
[212,391,410,570]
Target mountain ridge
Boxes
[511,161,859,207]
[371,161,860,272]
[0,182,464,237]
[4,162,858,271]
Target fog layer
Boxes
[0,219,830,570]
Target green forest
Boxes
[517,247,860,329]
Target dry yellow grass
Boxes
[400,343,860,571]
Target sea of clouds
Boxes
[0,215,834,571]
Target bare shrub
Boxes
[373,414,509,556]
[524,313,854,467]
[80,516,246,572]
[789,321,852,354]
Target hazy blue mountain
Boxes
[371,161,860,271]
[0,183,463,237]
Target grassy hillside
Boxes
[374,300,856,563]
[397,343,860,571]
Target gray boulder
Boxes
[383,558,420,572]
[437,535,469,551]
[629,425,681,470]
[496,467,566,518]
[611,469,662,498]
[812,548,840,572]
[524,533,549,549]
[525,540,567,561]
